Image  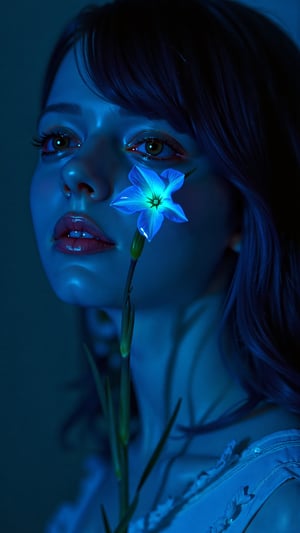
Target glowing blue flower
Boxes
[110,166,188,241]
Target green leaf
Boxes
[184,167,197,180]
[112,399,180,532]
[137,398,182,492]
[83,344,108,419]
[101,504,112,533]
[106,377,122,480]
[113,492,139,533]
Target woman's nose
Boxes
[60,137,115,201]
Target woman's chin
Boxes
[50,279,120,309]
[53,285,90,307]
[42,262,125,308]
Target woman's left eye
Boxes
[125,134,186,161]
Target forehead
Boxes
[40,45,204,157]
[46,48,116,110]
[40,47,130,129]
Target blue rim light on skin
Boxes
[110,165,189,242]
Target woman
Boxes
[30,0,300,530]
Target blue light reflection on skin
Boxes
[30,47,240,311]
[30,42,246,481]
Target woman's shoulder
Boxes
[184,428,300,532]
[129,428,300,532]
[45,428,300,532]
[246,478,300,533]
[243,426,300,455]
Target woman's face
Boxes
[30,47,240,309]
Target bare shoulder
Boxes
[246,479,300,533]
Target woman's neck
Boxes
[107,290,246,457]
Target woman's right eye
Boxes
[32,129,82,157]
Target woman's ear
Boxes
[228,232,242,253]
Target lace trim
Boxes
[129,440,239,532]
[207,485,254,533]
[46,430,300,533]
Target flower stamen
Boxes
[147,194,162,209]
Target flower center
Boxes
[147,194,162,209]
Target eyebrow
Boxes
[38,102,82,123]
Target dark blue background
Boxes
[0,1,299,532]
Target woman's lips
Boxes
[53,213,116,254]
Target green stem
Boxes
[120,259,137,358]
[114,231,146,529]
[123,258,138,307]
[106,377,122,480]
[117,233,144,527]
[101,505,113,533]
[118,443,129,526]
[118,356,130,528]
[119,355,131,445]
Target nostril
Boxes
[78,182,95,196]
[63,183,71,199]
[61,177,111,201]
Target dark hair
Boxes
[41,0,300,439]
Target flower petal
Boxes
[110,165,191,241]
[110,186,147,213]
[161,169,186,194]
[129,166,166,196]
[137,209,164,242]
[161,198,189,223]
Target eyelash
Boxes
[32,129,187,162]
[125,135,186,161]
[32,129,81,156]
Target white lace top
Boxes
[45,429,300,532]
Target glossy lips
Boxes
[53,213,116,254]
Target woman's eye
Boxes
[125,135,186,161]
[32,129,81,157]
